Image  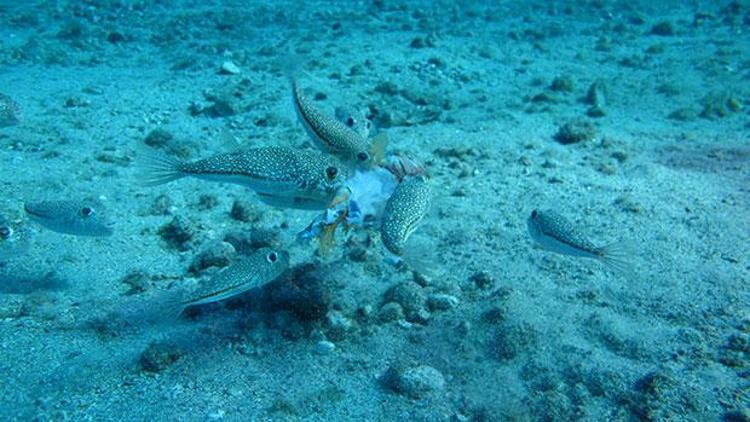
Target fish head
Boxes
[255,247,290,279]
[527,209,545,242]
[310,155,349,200]
[335,106,371,139]
[24,199,114,237]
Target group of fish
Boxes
[0,75,633,314]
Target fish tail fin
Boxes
[368,132,389,166]
[388,235,440,279]
[597,241,636,279]
[278,53,306,84]
[136,145,186,187]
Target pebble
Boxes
[383,364,446,398]
[139,342,182,373]
[219,60,241,75]
[188,241,235,274]
[378,302,405,322]
[158,215,195,251]
[315,340,336,355]
[427,294,459,311]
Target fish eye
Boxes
[346,116,355,127]
[325,166,338,179]
[266,252,278,263]
[356,152,369,162]
[0,225,11,239]
[80,206,95,218]
[531,210,538,219]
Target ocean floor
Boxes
[1,0,749,420]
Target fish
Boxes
[24,200,114,237]
[292,80,387,167]
[182,247,289,308]
[380,175,431,256]
[139,146,347,210]
[0,93,21,127]
[0,213,29,259]
[334,106,371,139]
[527,209,633,275]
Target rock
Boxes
[650,21,675,36]
[427,294,459,311]
[144,128,174,149]
[585,79,608,116]
[219,60,241,75]
[549,76,574,93]
[121,271,151,295]
[378,302,404,322]
[196,194,218,210]
[382,364,446,398]
[723,409,750,422]
[489,321,539,361]
[158,215,195,251]
[224,229,279,254]
[384,282,426,323]
[700,92,742,119]
[262,263,334,321]
[139,342,182,373]
[325,310,353,340]
[188,241,235,275]
[469,271,495,290]
[230,199,259,223]
[554,120,596,144]
[0,294,26,319]
[315,340,336,355]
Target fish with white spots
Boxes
[24,200,114,237]
[527,209,633,276]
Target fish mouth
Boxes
[23,203,44,218]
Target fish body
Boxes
[380,175,431,256]
[292,80,387,167]
[527,209,632,274]
[140,146,346,209]
[24,200,114,237]
[183,247,289,307]
[0,93,21,127]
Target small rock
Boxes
[188,241,236,275]
[378,302,405,322]
[197,194,218,210]
[140,342,182,373]
[549,76,574,93]
[64,96,90,108]
[469,271,495,290]
[219,60,241,75]
[121,271,151,295]
[384,282,426,323]
[650,21,675,36]
[158,215,195,251]
[489,321,538,361]
[382,364,446,398]
[230,199,258,223]
[554,120,596,144]
[144,129,174,149]
[427,294,459,311]
[723,408,750,422]
[315,340,336,355]
[224,228,278,253]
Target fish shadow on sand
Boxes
[0,271,68,294]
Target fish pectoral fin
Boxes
[368,132,389,166]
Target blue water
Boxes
[1,0,748,420]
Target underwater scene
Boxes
[1,0,749,420]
